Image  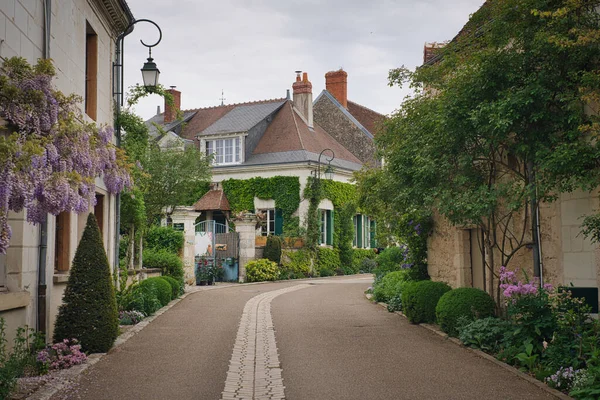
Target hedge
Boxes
[402,280,451,324]
[139,277,172,307]
[246,259,279,282]
[372,270,411,303]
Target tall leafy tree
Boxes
[142,144,212,223]
[359,0,600,298]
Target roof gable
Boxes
[314,90,374,139]
[253,101,361,165]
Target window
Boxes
[0,254,6,291]
[205,137,242,165]
[353,215,358,247]
[319,210,333,246]
[94,193,104,242]
[55,212,71,272]
[261,209,275,236]
[85,22,98,120]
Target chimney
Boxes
[164,86,181,123]
[325,69,347,108]
[292,71,313,128]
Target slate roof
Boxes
[200,101,286,136]
[179,99,286,141]
[145,110,197,140]
[193,189,231,211]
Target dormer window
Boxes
[205,137,242,165]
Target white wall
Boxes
[0,0,121,341]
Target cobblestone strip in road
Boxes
[221,285,310,400]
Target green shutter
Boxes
[370,220,377,248]
[357,215,363,248]
[327,210,334,246]
[274,208,283,235]
[318,210,323,245]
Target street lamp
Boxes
[112,19,162,284]
[317,148,335,181]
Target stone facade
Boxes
[313,94,376,165]
[427,190,600,308]
[0,0,130,345]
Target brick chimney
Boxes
[292,71,313,128]
[164,86,181,123]
[325,69,347,108]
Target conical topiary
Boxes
[53,213,119,353]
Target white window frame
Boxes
[205,137,242,166]
[260,209,276,236]
[320,209,328,245]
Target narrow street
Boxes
[51,276,555,400]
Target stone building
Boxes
[146,70,385,279]
[0,0,134,344]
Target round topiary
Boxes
[436,287,496,336]
[245,259,279,282]
[401,280,451,324]
[159,276,181,299]
[140,277,172,307]
[53,214,119,353]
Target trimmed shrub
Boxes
[143,248,184,282]
[401,280,451,324]
[436,288,496,336]
[123,283,162,316]
[160,276,182,299]
[280,249,312,279]
[372,270,411,303]
[352,248,377,272]
[145,225,184,254]
[246,259,279,282]
[316,247,340,277]
[140,277,172,307]
[373,246,408,279]
[264,235,282,265]
[53,214,119,353]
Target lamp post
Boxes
[112,19,162,284]
[317,148,335,181]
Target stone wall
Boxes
[427,190,600,307]
[313,95,376,165]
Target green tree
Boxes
[142,144,212,222]
[362,0,600,299]
[53,214,119,353]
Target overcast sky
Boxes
[122,0,484,120]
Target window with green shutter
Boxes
[274,208,283,235]
[357,214,363,248]
[327,210,334,246]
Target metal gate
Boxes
[194,220,239,282]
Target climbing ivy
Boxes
[221,176,301,222]
[304,177,358,262]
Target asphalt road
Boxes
[50,275,556,400]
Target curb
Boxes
[23,275,372,399]
[368,296,572,400]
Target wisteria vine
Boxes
[0,57,131,253]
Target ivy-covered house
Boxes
[0,0,134,345]
[145,70,383,249]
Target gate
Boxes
[194,220,239,282]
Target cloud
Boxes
[122,0,484,119]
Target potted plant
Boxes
[195,257,212,285]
